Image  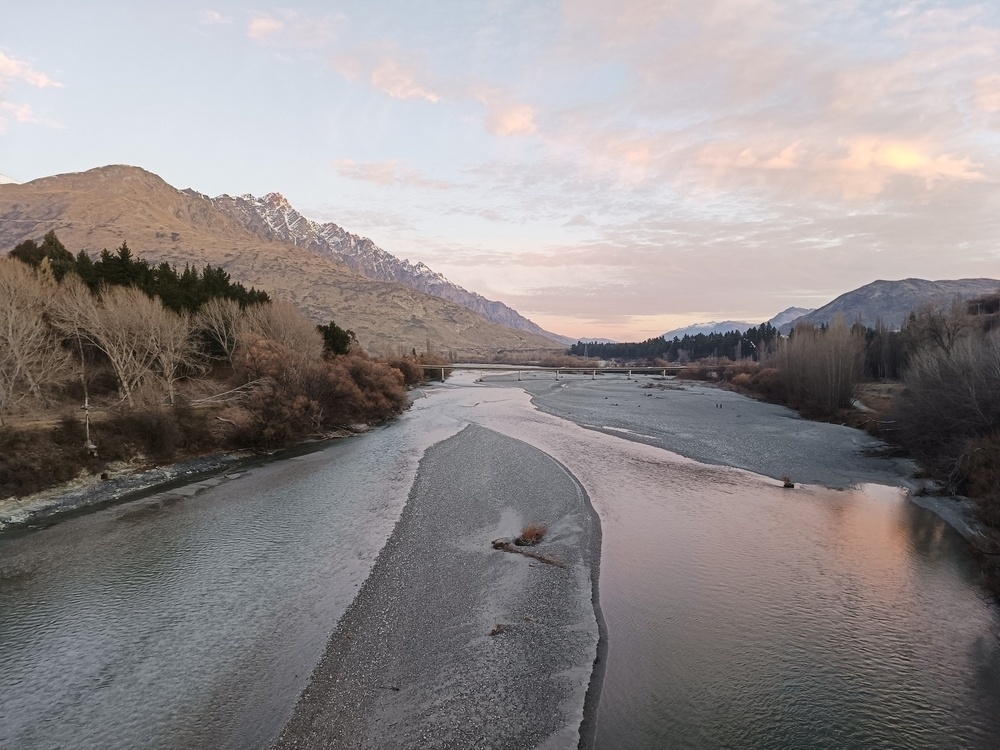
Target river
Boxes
[1,373,998,749]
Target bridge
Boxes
[417,363,687,382]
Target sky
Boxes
[2,1,999,340]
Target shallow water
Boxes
[1,375,998,749]
[451,377,1000,749]
[0,403,463,750]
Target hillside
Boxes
[0,165,559,357]
[767,307,813,329]
[208,192,565,343]
[662,320,756,339]
[782,278,1000,333]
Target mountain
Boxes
[0,174,19,185]
[207,191,566,343]
[0,165,560,357]
[662,320,756,339]
[780,278,1000,333]
[766,306,813,329]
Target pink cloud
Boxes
[975,74,1000,113]
[245,11,336,48]
[0,52,62,89]
[247,15,284,40]
[0,52,62,133]
[333,47,441,103]
[485,103,537,136]
[370,58,440,102]
[335,159,457,189]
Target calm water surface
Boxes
[1,379,998,749]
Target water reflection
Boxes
[593,476,1000,750]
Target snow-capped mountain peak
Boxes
[210,192,564,341]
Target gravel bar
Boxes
[273,424,604,750]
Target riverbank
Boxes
[273,423,603,750]
[0,427,368,533]
[512,374,990,545]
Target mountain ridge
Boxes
[207,191,568,344]
[780,278,1000,333]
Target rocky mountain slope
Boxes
[0,165,559,357]
[766,306,813,329]
[207,191,564,342]
[781,278,1000,333]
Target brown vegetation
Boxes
[538,354,600,369]
[0,248,413,498]
[766,317,864,417]
[514,522,548,546]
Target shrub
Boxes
[384,357,426,387]
[890,330,1000,479]
[0,426,91,496]
[538,354,599,369]
[230,342,409,447]
[515,522,548,546]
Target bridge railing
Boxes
[414,363,686,382]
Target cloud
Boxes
[975,74,1000,113]
[333,46,441,103]
[0,52,62,133]
[247,15,284,40]
[0,52,62,90]
[245,11,338,48]
[484,102,537,136]
[335,159,458,189]
[198,10,230,25]
[333,45,538,135]
[370,58,440,103]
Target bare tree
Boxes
[196,297,243,365]
[894,328,1000,473]
[49,274,100,402]
[0,259,72,423]
[904,299,972,356]
[73,286,166,407]
[149,307,202,404]
[239,300,323,361]
[768,316,864,415]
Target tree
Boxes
[149,306,201,404]
[49,274,101,405]
[0,259,72,423]
[317,320,356,355]
[76,286,168,406]
[240,300,323,362]
[768,316,864,415]
[196,297,244,365]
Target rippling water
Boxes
[2,377,998,749]
[0,405,463,750]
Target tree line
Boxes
[571,323,780,362]
[11,231,270,312]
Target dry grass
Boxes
[515,522,547,546]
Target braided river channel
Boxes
[2,373,999,749]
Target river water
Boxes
[2,374,999,749]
